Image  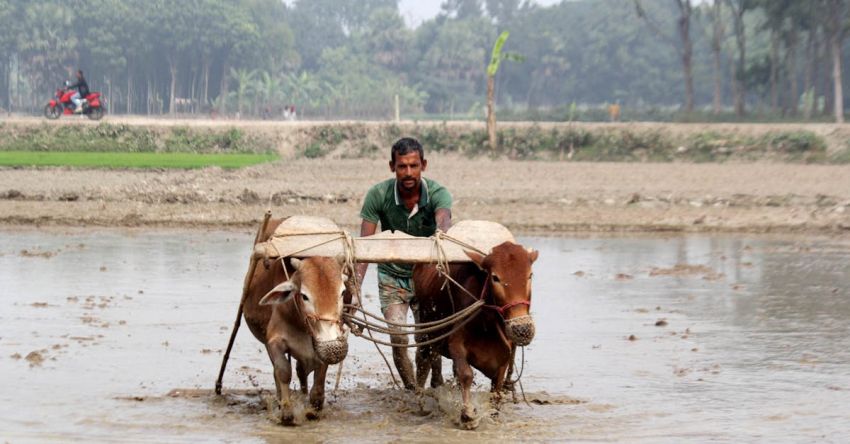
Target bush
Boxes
[0,123,274,154]
[302,142,326,159]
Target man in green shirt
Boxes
[356,137,452,389]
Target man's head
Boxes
[76,70,84,80]
[389,138,427,193]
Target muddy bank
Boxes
[2,117,850,162]
[2,155,850,234]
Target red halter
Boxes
[480,272,531,316]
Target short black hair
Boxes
[390,137,424,164]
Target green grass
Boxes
[0,151,279,169]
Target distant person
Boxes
[68,70,90,113]
[289,105,297,121]
[608,102,621,122]
[283,105,291,120]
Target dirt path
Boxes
[2,154,849,234]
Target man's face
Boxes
[390,151,427,192]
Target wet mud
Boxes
[1,229,849,442]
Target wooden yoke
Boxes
[253,216,515,264]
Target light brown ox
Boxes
[413,241,538,428]
[243,219,350,425]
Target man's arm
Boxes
[355,219,378,289]
[436,208,452,233]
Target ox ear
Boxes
[259,281,296,305]
[464,250,486,270]
[290,258,302,270]
[528,248,539,263]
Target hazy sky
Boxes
[399,0,563,27]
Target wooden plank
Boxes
[260,216,514,264]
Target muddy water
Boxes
[1,229,849,442]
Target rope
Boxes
[348,308,480,348]
[343,301,483,337]
[343,300,482,329]
[505,345,529,406]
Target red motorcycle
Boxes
[44,84,105,120]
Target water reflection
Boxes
[0,229,847,442]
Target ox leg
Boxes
[448,339,478,429]
[384,303,416,390]
[296,361,308,395]
[413,332,443,389]
[266,339,296,426]
[305,364,328,420]
[429,352,444,388]
[414,343,430,389]
[504,346,518,402]
[413,307,443,389]
[489,362,510,415]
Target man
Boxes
[68,70,90,113]
[356,137,452,389]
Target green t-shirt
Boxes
[360,177,452,278]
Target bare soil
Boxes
[1,117,849,234]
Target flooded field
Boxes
[1,228,849,442]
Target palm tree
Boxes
[229,67,257,117]
[284,72,321,117]
[257,71,283,114]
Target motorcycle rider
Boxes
[68,70,89,113]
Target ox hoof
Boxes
[460,408,480,430]
[280,403,296,426]
[305,408,320,421]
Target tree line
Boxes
[0,0,848,121]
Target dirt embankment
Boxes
[1,117,849,234]
[2,155,849,234]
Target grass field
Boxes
[0,151,279,169]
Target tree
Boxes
[486,30,521,150]
[710,0,725,114]
[824,0,846,123]
[635,0,696,113]
[442,0,484,19]
[417,16,494,113]
[16,1,78,111]
[726,0,752,117]
[229,67,257,117]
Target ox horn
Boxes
[290,258,302,270]
[527,248,539,263]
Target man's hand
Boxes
[436,208,452,233]
[355,219,378,295]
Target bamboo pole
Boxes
[215,210,272,395]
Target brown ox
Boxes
[413,241,538,427]
[243,219,349,426]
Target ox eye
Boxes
[491,275,501,284]
[301,294,309,301]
